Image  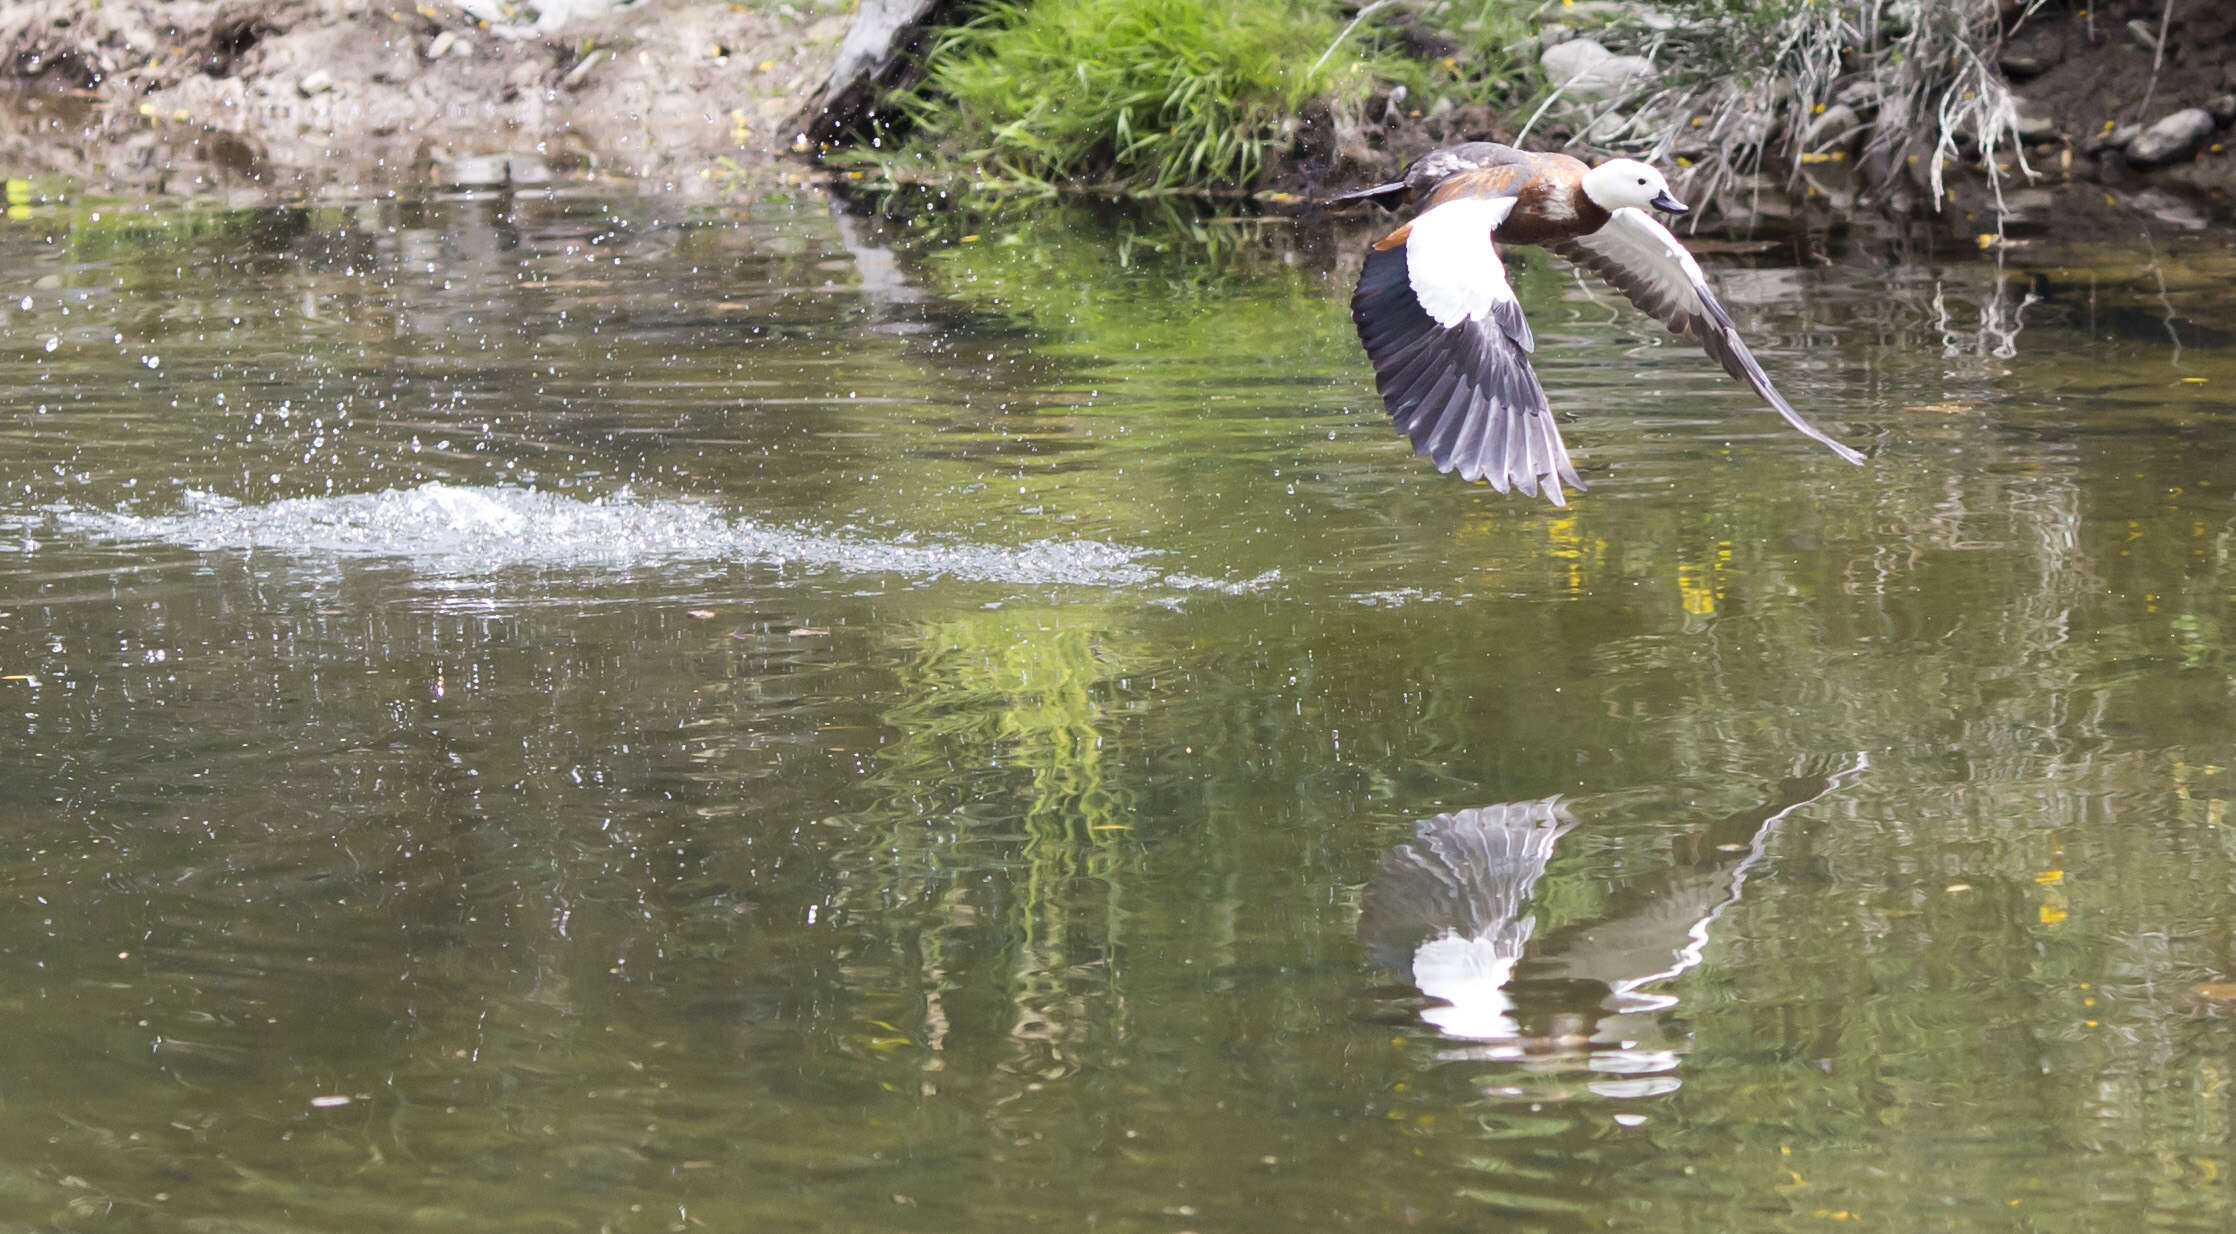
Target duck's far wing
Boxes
[1552,208,1866,466]
[1351,193,1584,504]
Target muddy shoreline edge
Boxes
[5,0,2236,236]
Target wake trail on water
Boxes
[52,483,1277,595]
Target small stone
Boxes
[1833,78,1877,110]
[2125,107,2216,167]
[2127,187,2209,230]
[2088,122,2142,155]
[425,30,458,60]
[296,69,333,97]
[445,154,510,186]
[1536,22,1574,50]
[2207,94,2236,126]
[504,153,552,184]
[1804,102,1862,151]
[1539,38,1657,103]
[2011,98,2059,143]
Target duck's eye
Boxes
[1636,177,1647,185]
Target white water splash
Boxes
[56,483,1275,594]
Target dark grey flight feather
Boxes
[1350,242,1583,502]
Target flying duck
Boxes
[1333,143,1866,505]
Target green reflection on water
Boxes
[0,180,2232,1233]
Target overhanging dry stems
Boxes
[1582,0,2051,221]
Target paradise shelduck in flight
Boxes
[1332,142,1867,505]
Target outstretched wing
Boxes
[1552,208,1866,465]
[1351,193,1584,504]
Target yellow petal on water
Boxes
[2193,982,2236,1001]
[1944,882,1972,893]
[2039,904,2068,925]
[2034,868,2063,885]
[2180,376,2208,383]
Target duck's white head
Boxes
[1581,159,1689,214]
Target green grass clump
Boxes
[896,0,1358,191]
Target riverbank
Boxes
[3,0,2235,233]
[0,0,852,197]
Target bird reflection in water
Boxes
[1359,757,1865,1087]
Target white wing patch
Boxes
[1404,195,1518,328]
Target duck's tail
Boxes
[1321,179,1407,208]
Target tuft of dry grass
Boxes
[1576,1,2052,221]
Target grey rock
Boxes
[2207,94,2236,126]
[2088,122,2142,155]
[1536,22,1574,50]
[2011,98,2059,143]
[504,153,552,183]
[2125,107,2215,167]
[444,154,510,186]
[1539,38,1658,102]
[438,152,554,186]
[1803,102,1862,151]
[2127,187,2210,230]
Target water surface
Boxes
[1,180,2233,1232]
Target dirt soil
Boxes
[2001,0,2236,194]
[0,0,852,197]
[5,0,2236,229]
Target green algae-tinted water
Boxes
[1,181,2232,1232]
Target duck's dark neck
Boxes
[1499,183,1612,248]
[1571,195,1613,236]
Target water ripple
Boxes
[57,483,1276,593]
